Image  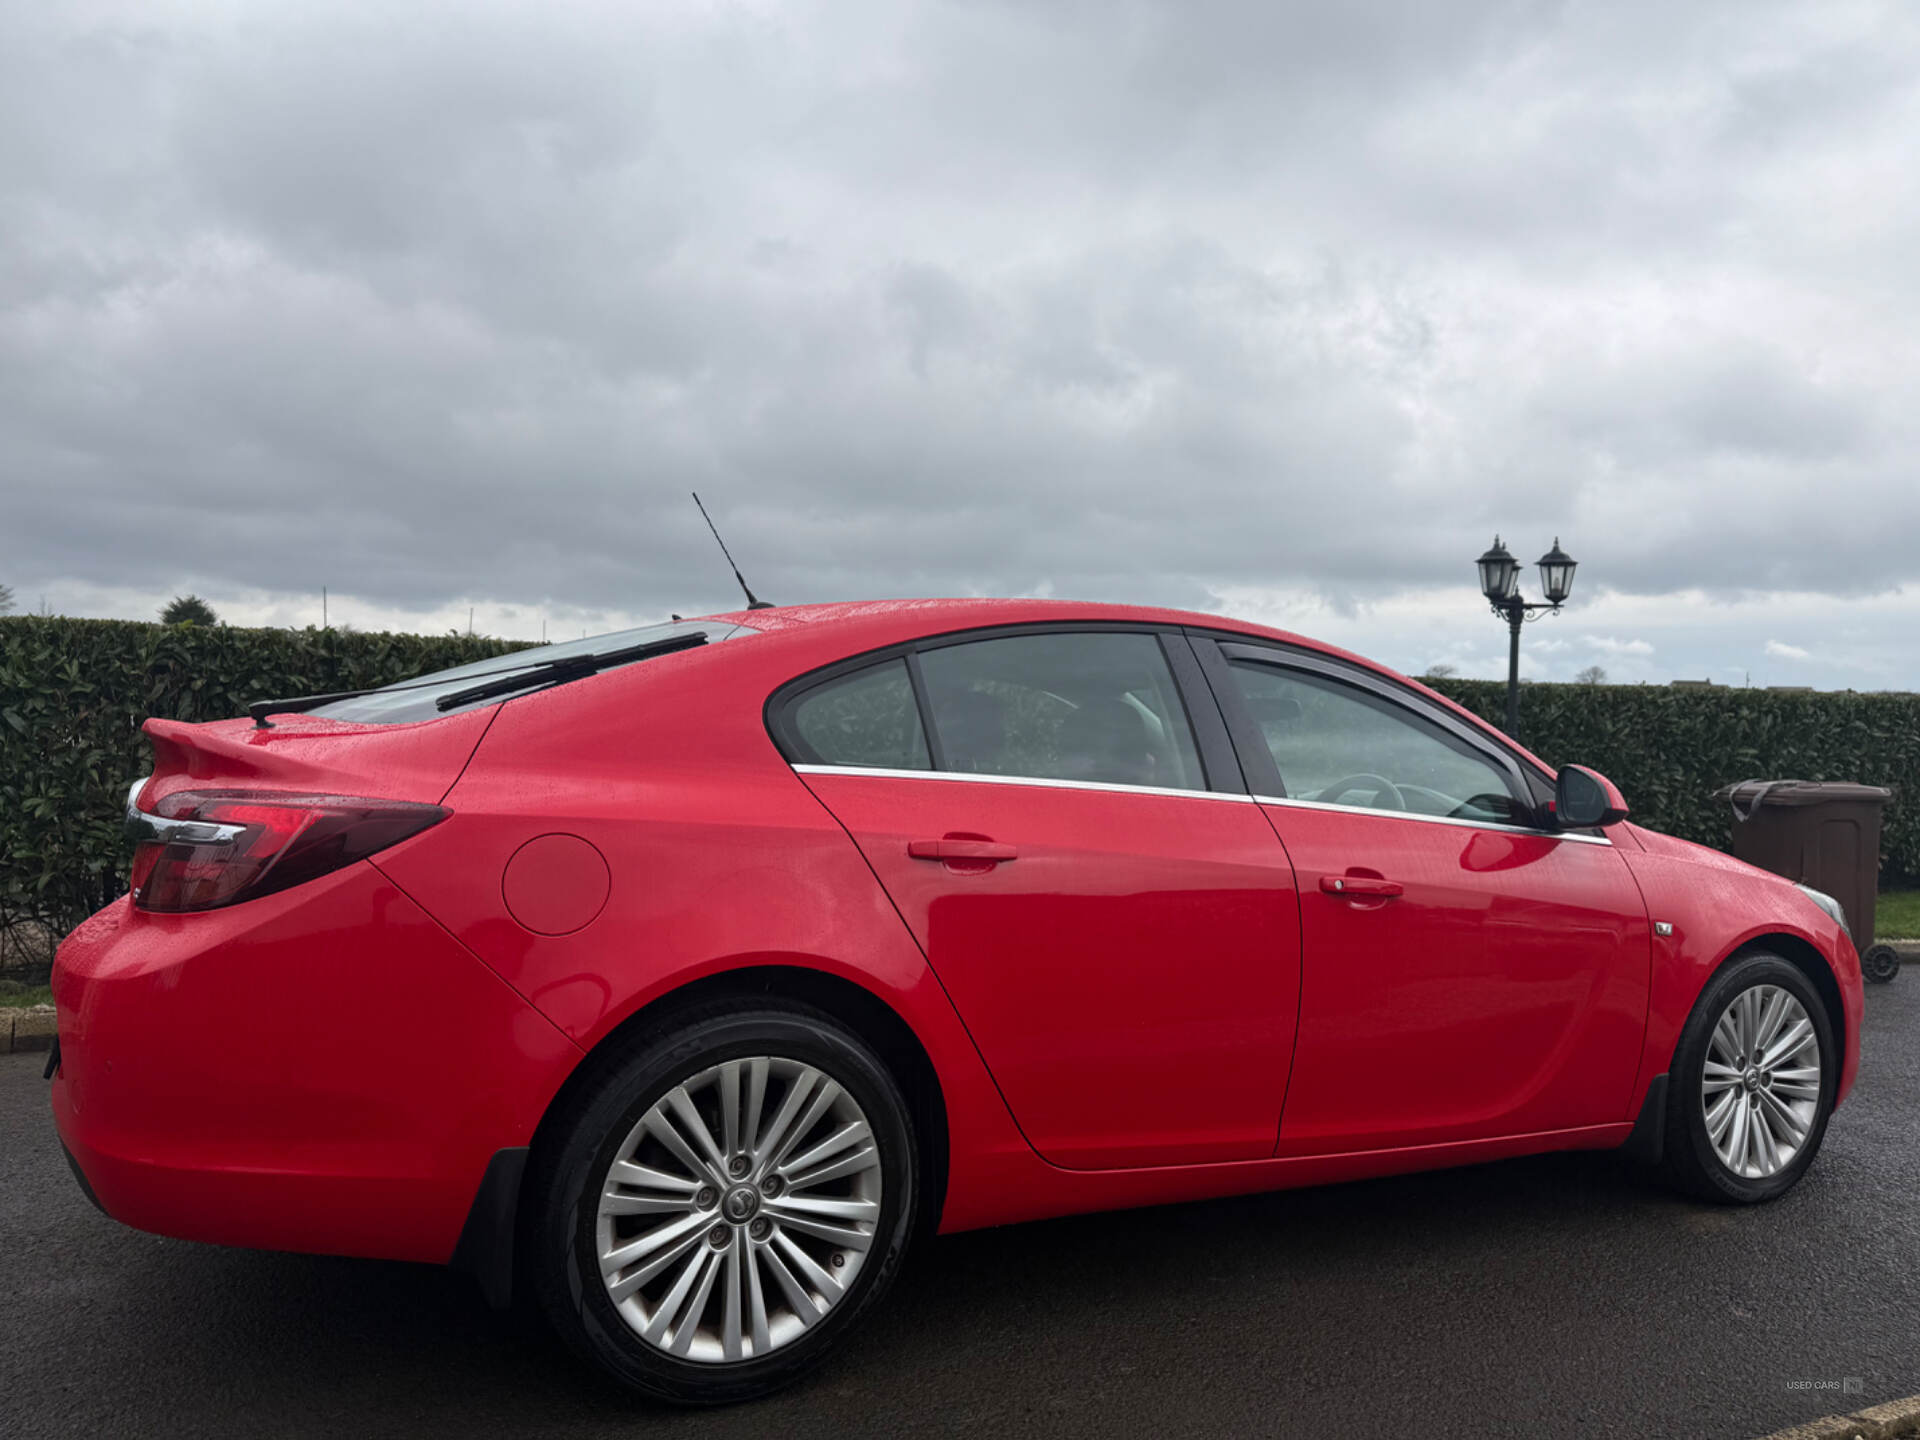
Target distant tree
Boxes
[1420,663,1458,680]
[1575,664,1608,685]
[0,582,13,615]
[161,594,219,627]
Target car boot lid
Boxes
[139,708,498,809]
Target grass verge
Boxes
[1877,890,1920,941]
[0,980,53,1008]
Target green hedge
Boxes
[0,616,529,945]
[1428,679,1911,880]
[3,617,1915,948]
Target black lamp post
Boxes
[1476,536,1577,738]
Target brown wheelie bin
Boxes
[1716,780,1899,983]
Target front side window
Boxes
[1228,661,1524,824]
[789,659,931,770]
[918,632,1206,791]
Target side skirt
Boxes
[938,1119,1636,1234]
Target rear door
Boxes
[775,628,1302,1171]
[1196,639,1651,1155]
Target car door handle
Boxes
[908,838,1018,862]
[1320,874,1403,898]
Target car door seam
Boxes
[781,765,1047,1160]
[1249,803,1308,1155]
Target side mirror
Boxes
[1555,765,1629,829]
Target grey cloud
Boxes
[1543,347,1870,465]
[4,0,1920,656]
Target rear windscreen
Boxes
[306,619,753,724]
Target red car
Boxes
[51,599,1860,1404]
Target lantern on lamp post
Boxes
[1476,536,1578,739]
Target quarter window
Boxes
[789,659,931,770]
[1228,661,1524,824]
[918,632,1206,791]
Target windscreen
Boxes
[306,619,753,724]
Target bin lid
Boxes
[1714,779,1893,810]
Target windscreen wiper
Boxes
[251,686,391,728]
[251,658,577,727]
[249,633,709,728]
[432,633,707,711]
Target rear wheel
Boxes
[526,1002,918,1404]
[1661,952,1836,1204]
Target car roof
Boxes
[703,596,1307,646]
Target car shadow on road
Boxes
[86,1146,1699,1437]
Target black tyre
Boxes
[1661,952,1836,1204]
[1862,944,1902,984]
[525,1001,918,1405]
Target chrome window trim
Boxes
[791,764,1256,804]
[792,764,1612,843]
[1252,793,1613,845]
[123,777,246,847]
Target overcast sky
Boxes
[5,0,1920,686]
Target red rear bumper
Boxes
[51,866,579,1263]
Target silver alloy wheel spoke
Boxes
[1701,1059,1741,1094]
[609,1159,700,1194]
[719,1062,742,1158]
[1701,983,1821,1180]
[666,1086,729,1174]
[1757,1085,1809,1143]
[1763,1018,1814,1070]
[604,1217,713,1303]
[780,1120,872,1178]
[594,1053,884,1364]
[1754,988,1789,1053]
[760,1241,823,1326]
[1705,1090,1738,1146]
[744,1227,772,1354]
[754,1069,827,1175]
[768,1080,844,1172]
[784,1141,880,1191]
[773,1229,845,1302]
[644,1104,717,1180]
[764,1206,875,1252]
[1713,1010,1741,1059]
[1770,1065,1821,1100]
[720,1230,748,1361]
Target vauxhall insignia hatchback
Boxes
[51,599,1861,1404]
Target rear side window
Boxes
[789,660,931,770]
[917,632,1205,791]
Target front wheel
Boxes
[1661,952,1836,1204]
[525,1002,919,1404]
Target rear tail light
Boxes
[131,790,449,913]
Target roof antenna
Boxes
[691,491,774,610]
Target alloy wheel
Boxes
[1701,983,1823,1180]
[594,1055,883,1363]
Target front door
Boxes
[776,630,1302,1171]
[1204,643,1651,1155]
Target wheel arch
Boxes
[536,964,949,1220]
[461,963,952,1310]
